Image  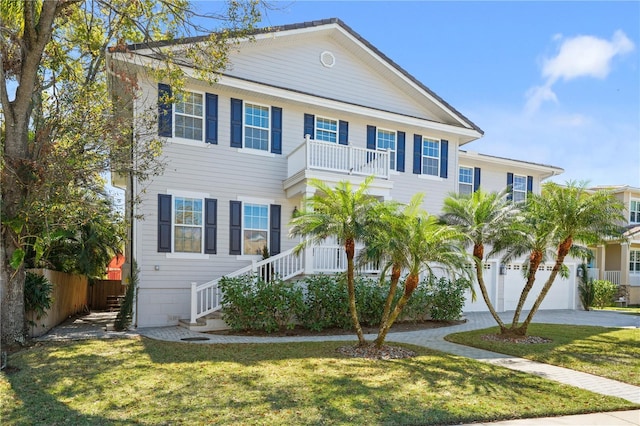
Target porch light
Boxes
[499,264,507,275]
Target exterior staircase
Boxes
[180,248,305,331]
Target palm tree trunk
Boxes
[345,238,366,345]
[516,237,572,335]
[474,258,506,333]
[375,273,419,347]
[510,251,542,329]
[374,264,401,348]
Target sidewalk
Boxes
[38,309,640,425]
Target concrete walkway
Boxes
[38,309,640,425]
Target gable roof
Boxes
[122,18,483,138]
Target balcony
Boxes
[284,136,394,198]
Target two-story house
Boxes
[108,18,570,329]
[589,185,640,305]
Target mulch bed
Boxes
[481,334,552,344]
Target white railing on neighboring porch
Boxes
[189,248,305,324]
[288,136,390,179]
[604,270,621,285]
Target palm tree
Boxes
[440,189,521,333]
[514,181,625,335]
[371,209,470,347]
[289,176,379,346]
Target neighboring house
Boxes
[589,185,640,305]
[108,18,570,329]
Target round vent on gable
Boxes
[320,51,336,68]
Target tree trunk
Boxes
[472,244,506,332]
[0,0,61,345]
[345,238,366,345]
[374,273,419,347]
[374,264,401,348]
[516,237,573,335]
[509,251,543,329]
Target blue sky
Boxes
[198,1,640,187]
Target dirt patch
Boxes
[207,319,466,337]
[336,343,417,360]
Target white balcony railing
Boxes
[288,136,390,180]
[312,244,380,274]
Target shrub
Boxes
[354,276,388,326]
[297,274,351,331]
[114,262,137,331]
[24,271,53,323]
[593,279,618,309]
[578,264,595,311]
[220,275,304,332]
[424,275,470,321]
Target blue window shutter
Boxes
[229,201,242,255]
[205,93,218,144]
[270,204,281,255]
[230,98,243,148]
[413,134,422,174]
[473,167,481,192]
[440,140,449,178]
[396,131,405,172]
[158,194,172,252]
[158,84,172,137]
[339,120,349,145]
[527,176,534,194]
[366,125,376,150]
[271,106,282,154]
[304,113,314,139]
[507,172,514,201]
[204,198,217,254]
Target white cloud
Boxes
[525,30,635,113]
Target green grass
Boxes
[598,306,640,316]
[2,337,637,425]
[446,324,640,386]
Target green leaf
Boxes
[10,248,26,269]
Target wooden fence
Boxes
[89,280,126,310]
[27,269,88,337]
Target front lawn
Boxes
[446,324,640,386]
[2,337,637,425]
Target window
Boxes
[422,138,440,176]
[631,250,640,273]
[316,117,338,143]
[174,197,203,253]
[513,175,527,202]
[630,200,640,223]
[175,91,204,141]
[377,129,396,170]
[244,103,270,150]
[243,203,269,255]
[459,166,473,195]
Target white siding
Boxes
[227,34,444,123]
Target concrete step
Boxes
[178,311,230,332]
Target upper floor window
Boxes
[630,200,640,223]
[422,138,440,176]
[244,103,270,151]
[513,175,527,202]
[459,166,473,195]
[377,129,397,170]
[175,91,204,141]
[316,117,338,143]
[631,250,640,274]
[174,197,203,253]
